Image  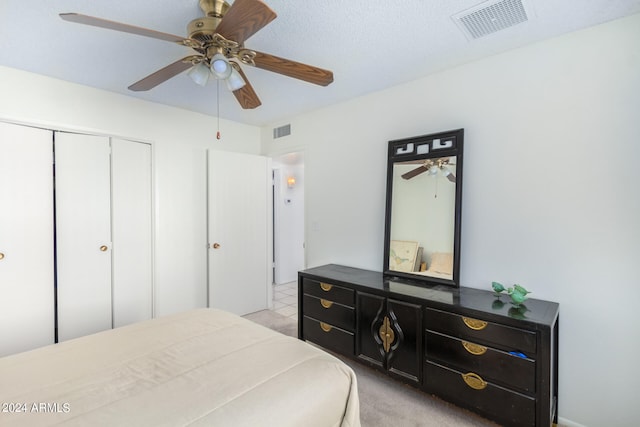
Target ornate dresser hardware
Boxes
[300,277,355,355]
[299,264,559,427]
[462,316,487,330]
[379,316,395,353]
[320,282,333,291]
[319,322,332,332]
[461,341,487,355]
[461,372,487,390]
[320,299,333,309]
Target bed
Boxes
[0,308,360,427]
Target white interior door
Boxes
[208,151,271,315]
[111,139,153,327]
[0,122,55,356]
[55,132,112,341]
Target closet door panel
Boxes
[0,122,54,356]
[55,132,112,342]
[155,146,207,317]
[208,151,271,316]
[111,139,153,327]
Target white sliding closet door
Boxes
[55,132,112,342]
[208,151,271,316]
[111,139,153,327]
[0,122,54,356]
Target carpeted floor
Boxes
[244,310,500,427]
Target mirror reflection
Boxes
[383,128,463,287]
[389,156,457,280]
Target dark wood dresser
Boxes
[298,264,559,427]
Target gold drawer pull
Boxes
[462,372,487,390]
[462,341,487,356]
[319,322,333,332]
[462,317,488,331]
[320,299,334,309]
[320,282,333,292]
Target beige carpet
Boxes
[244,310,499,427]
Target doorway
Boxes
[271,152,304,319]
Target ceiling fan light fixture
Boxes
[226,66,246,91]
[210,53,232,79]
[187,62,211,86]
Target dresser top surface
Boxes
[299,264,559,328]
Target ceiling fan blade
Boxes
[60,13,187,44]
[401,165,429,180]
[446,173,457,183]
[215,0,277,44]
[252,51,334,86]
[128,57,196,91]
[231,66,262,109]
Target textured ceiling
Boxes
[1,0,639,126]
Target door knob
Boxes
[212,243,221,249]
[0,252,5,260]
[100,245,108,252]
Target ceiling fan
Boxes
[60,0,334,109]
[401,157,456,182]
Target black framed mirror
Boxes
[383,129,463,287]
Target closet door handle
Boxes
[99,245,108,252]
[0,252,5,260]
[212,243,221,249]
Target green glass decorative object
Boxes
[491,281,505,295]
[491,282,531,306]
[507,284,530,306]
[508,289,528,305]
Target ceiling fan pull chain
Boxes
[216,79,221,140]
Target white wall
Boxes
[272,162,305,284]
[262,13,640,427]
[0,66,262,317]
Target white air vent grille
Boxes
[453,0,530,40]
[273,124,291,139]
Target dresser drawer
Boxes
[302,316,355,355]
[424,361,535,427]
[426,331,535,393]
[426,308,536,355]
[302,278,354,306]
[303,294,355,331]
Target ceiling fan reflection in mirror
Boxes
[60,0,334,110]
[401,157,456,182]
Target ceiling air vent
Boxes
[453,0,531,40]
[273,124,291,139]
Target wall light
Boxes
[287,176,296,188]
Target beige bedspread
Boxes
[0,309,360,427]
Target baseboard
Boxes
[557,417,587,427]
